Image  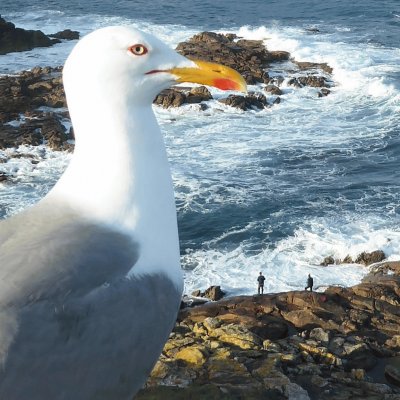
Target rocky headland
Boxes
[0,15,79,55]
[137,260,400,399]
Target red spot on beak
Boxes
[213,78,241,91]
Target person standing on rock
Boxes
[257,272,266,295]
[305,273,314,291]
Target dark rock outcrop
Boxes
[49,29,80,40]
[219,93,268,111]
[0,66,71,151]
[355,250,386,266]
[0,15,60,55]
[176,31,289,85]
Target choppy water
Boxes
[1,1,400,295]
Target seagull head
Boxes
[63,26,247,105]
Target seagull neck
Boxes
[50,104,175,233]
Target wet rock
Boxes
[0,172,9,182]
[153,88,186,108]
[204,285,225,301]
[49,29,80,40]
[320,255,335,266]
[153,86,212,108]
[294,61,333,74]
[318,88,331,97]
[0,15,60,55]
[187,85,212,102]
[219,93,268,110]
[288,75,329,88]
[355,250,386,266]
[342,255,353,263]
[264,84,282,95]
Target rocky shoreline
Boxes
[0,25,333,156]
[2,20,399,399]
[137,261,400,399]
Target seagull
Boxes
[0,26,246,399]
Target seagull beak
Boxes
[167,60,247,93]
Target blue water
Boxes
[1,0,400,294]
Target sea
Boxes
[1,0,399,296]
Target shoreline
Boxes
[137,261,400,399]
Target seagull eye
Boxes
[129,44,148,56]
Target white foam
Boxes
[183,217,400,296]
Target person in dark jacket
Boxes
[257,272,266,295]
[305,273,314,291]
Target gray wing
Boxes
[0,201,139,305]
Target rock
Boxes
[49,29,80,40]
[153,89,186,108]
[320,255,335,266]
[294,61,333,74]
[309,327,331,345]
[318,88,331,97]
[355,250,386,266]
[219,93,268,111]
[142,263,400,398]
[288,76,329,88]
[191,290,202,297]
[175,345,208,366]
[385,364,400,387]
[0,15,60,55]
[204,285,225,301]
[343,343,377,371]
[176,32,287,86]
[264,84,282,95]
[188,86,212,101]
[0,172,8,182]
[210,324,262,350]
[342,255,353,263]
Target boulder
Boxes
[288,76,329,88]
[0,172,8,182]
[294,61,333,74]
[153,89,186,108]
[309,327,331,345]
[219,93,268,111]
[320,255,335,266]
[0,15,60,55]
[49,29,80,40]
[175,345,208,366]
[264,84,282,95]
[355,250,386,266]
[204,285,225,301]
